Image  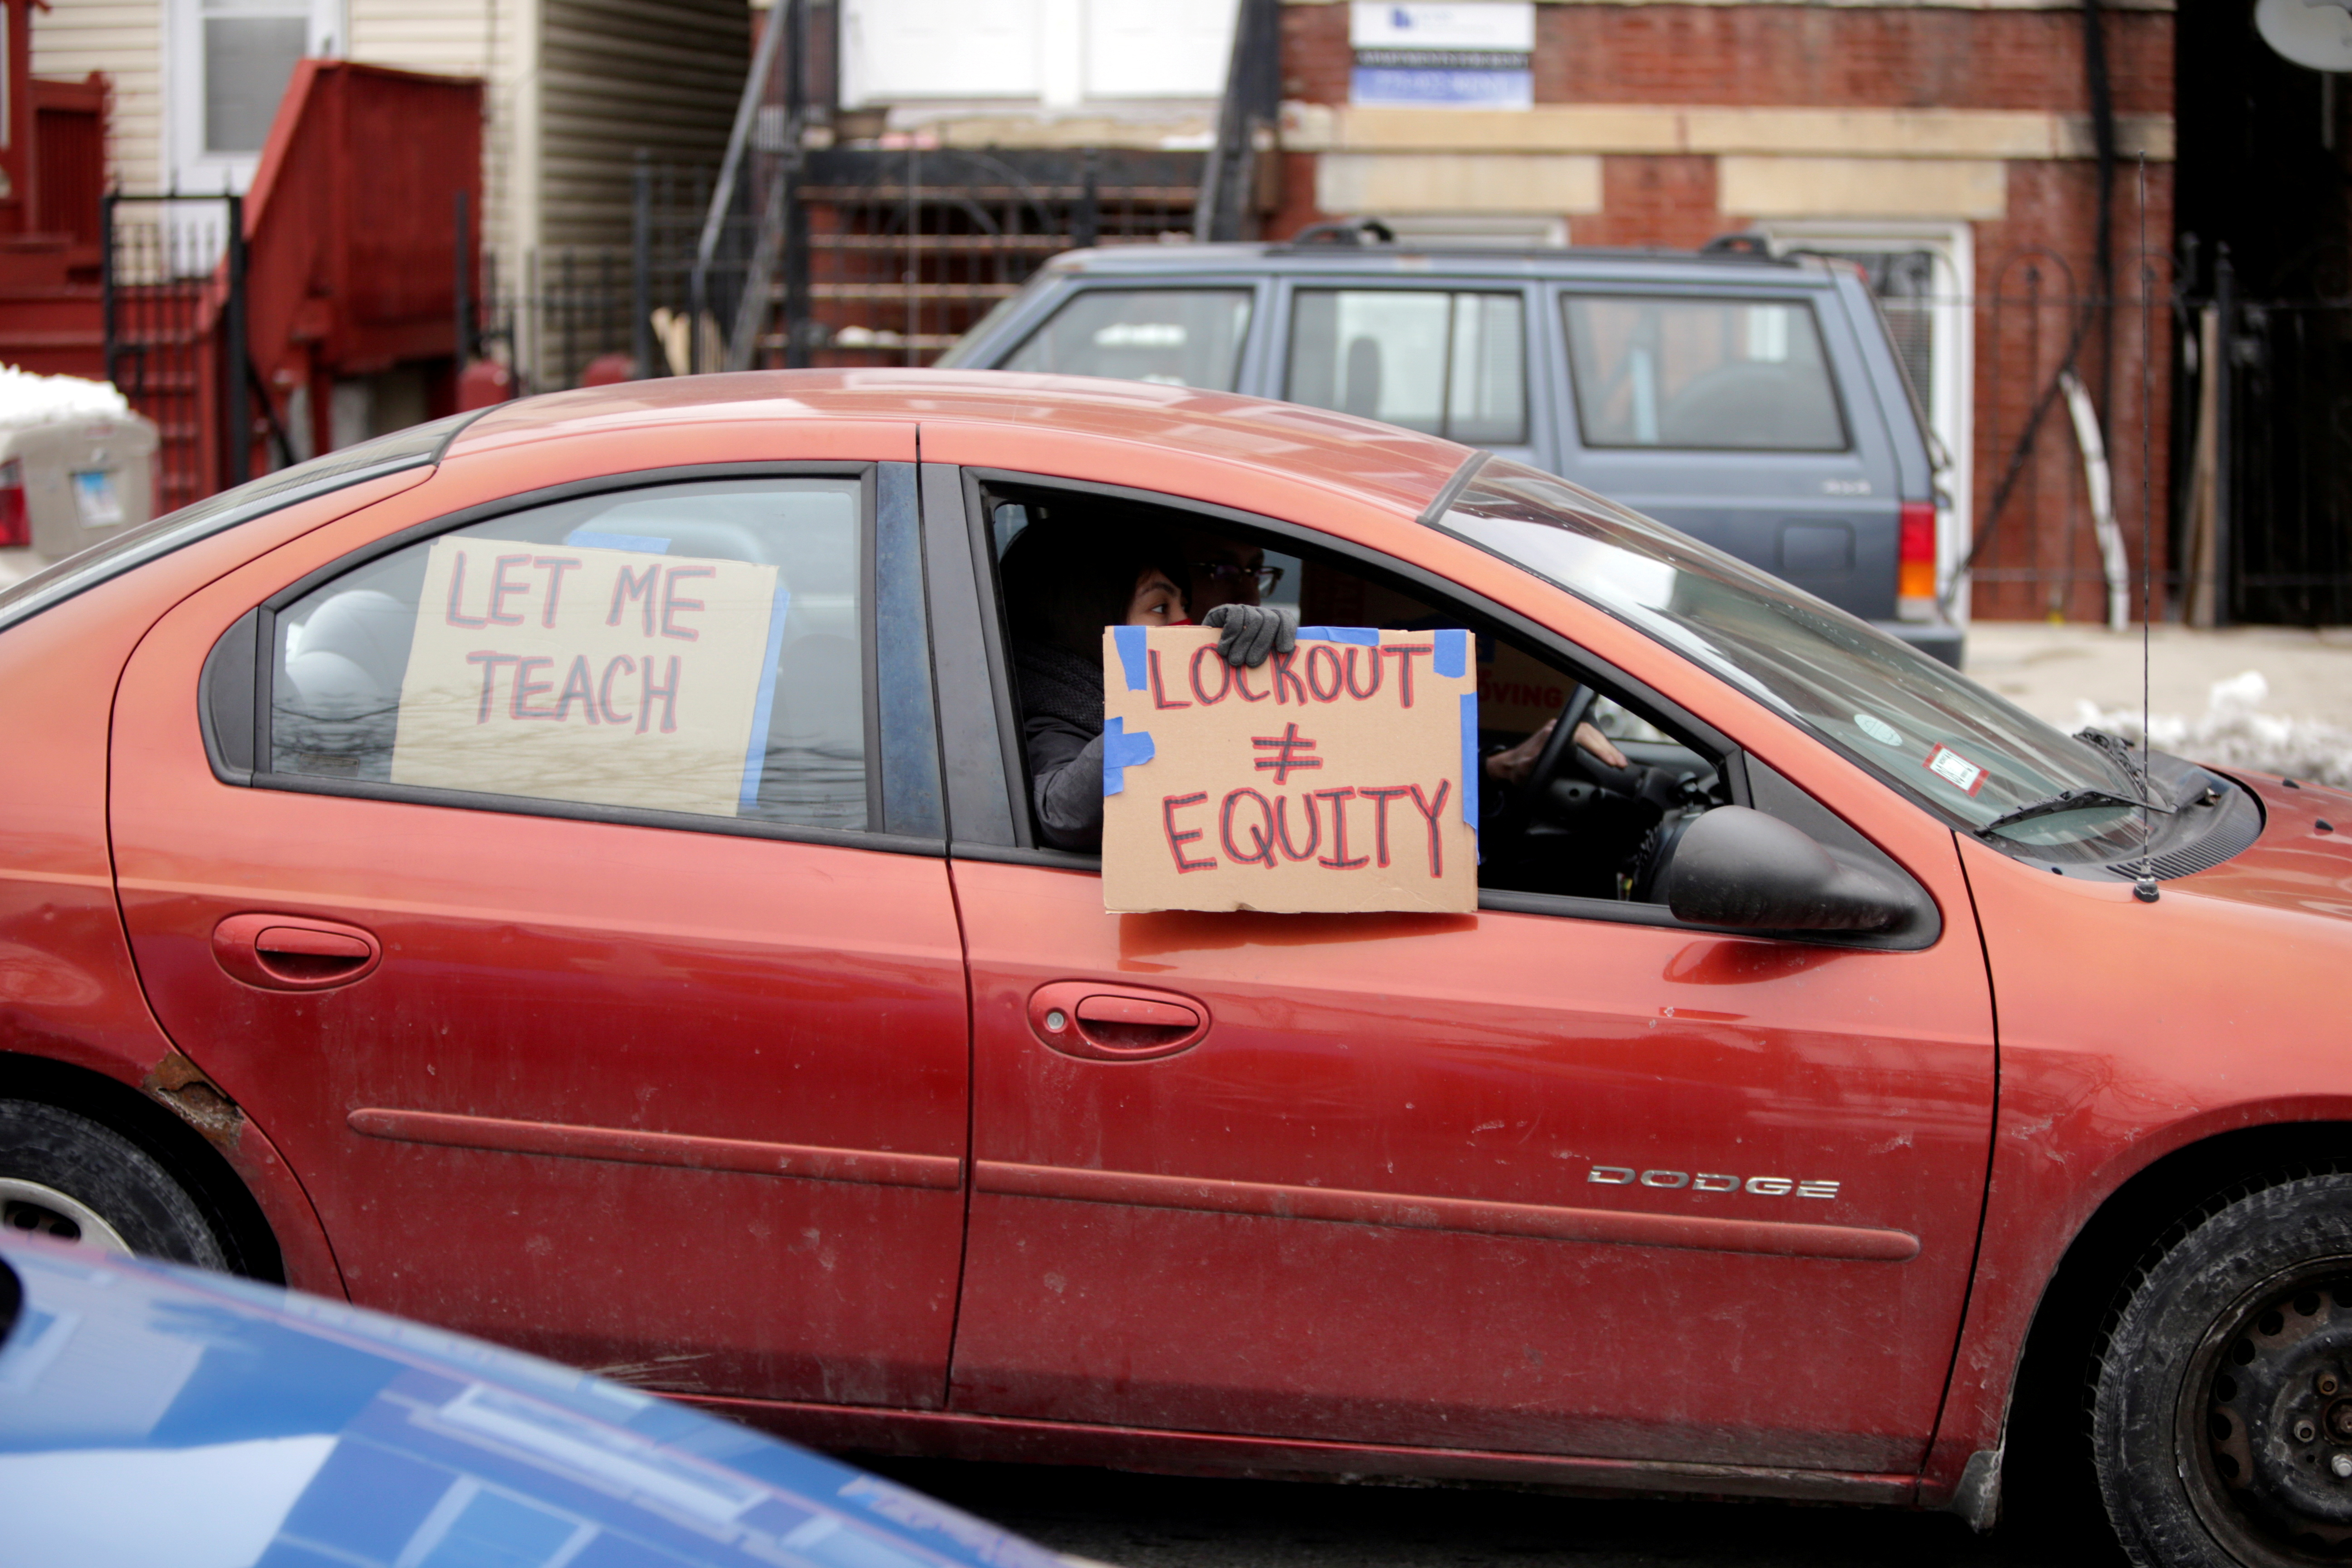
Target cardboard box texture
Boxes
[1101,624,1479,914]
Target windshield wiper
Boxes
[2074,725,2157,793]
[1977,784,2172,837]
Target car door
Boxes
[1552,284,1902,622]
[108,460,971,1408]
[927,466,1995,1475]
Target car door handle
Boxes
[212,913,382,991]
[1028,980,1209,1061]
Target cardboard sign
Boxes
[1101,625,1479,914]
[391,536,787,817]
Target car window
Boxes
[977,479,1730,906]
[269,478,870,830]
[1429,457,2167,860]
[1564,295,1847,451]
[1285,289,1526,445]
[1000,288,1254,389]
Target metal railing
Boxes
[102,192,249,510]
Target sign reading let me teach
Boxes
[1101,625,1479,914]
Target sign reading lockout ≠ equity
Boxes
[391,536,787,817]
[1101,624,1479,914]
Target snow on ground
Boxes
[2075,671,2352,789]
[0,365,127,427]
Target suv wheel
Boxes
[0,1099,228,1269]
[2097,1172,2352,1568]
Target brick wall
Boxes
[1269,0,2179,622]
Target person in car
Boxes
[1003,517,1293,851]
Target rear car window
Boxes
[1285,289,1526,445]
[270,478,870,830]
[1000,288,1253,389]
[1563,295,1847,452]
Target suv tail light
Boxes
[1898,500,1937,609]
[0,460,26,549]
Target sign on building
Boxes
[1349,2,1535,110]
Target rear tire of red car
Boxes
[0,1099,229,1269]
[2095,1172,2352,1568]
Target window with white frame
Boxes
[168,0,345,194]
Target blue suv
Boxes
[941,232,1959,664]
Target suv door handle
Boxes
[1028,980,1209,1061]
[212,913,382,991]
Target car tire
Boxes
[0,1099,228,1269]
[2095,1171,2352,1568]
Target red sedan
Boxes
[2,372,2346,1568]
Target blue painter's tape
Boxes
[1102,717,1156,796]
[1112,623,1148,691]
[1434,627,1467,678]
[1295,626,1380,645]
[1460,691,1480,837]
[738,579,794,810]
[565,529,671,554]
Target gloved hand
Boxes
[1201,603,1298,667]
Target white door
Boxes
[167,0,345,196]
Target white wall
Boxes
[30,0,167,196]
[841,0,1233,108]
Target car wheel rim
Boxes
[0,1177,133,1255]
[2183,1257,2352,1566]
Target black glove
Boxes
[1202,603,1298,667]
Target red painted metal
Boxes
[0,466,429,1297]
[1028,980,1207,1059]
[346,1110,965,1190]
[244,60,484,461]
[972,1162,1922,1262]
[686,1396,1920,1507]
[108,421,969,1407]
[211,912,381,990]
[0,372,2346,1513]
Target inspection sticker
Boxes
[1924,743,1987,796]
[1855,713,1904,747]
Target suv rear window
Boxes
[1000,288,1253,389]
[1563,295,1846,452]
[1285,289,1526,445]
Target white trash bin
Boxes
[0,368,160,588]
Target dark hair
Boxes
[1000,512,1188,654]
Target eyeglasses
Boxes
[1193,562,1284,594]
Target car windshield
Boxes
[1429,457,2149,851]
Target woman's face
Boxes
[1124,568,1187,627]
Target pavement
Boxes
[1961,620,2352,732]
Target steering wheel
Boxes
[1521,683,1599,810]
[1521,682,1661,820]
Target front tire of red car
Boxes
[0,1099,229,1269]
[2096,1172,2352,1568]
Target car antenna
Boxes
[2133,151,2161,905]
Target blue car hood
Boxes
[0,1239,1064,1568]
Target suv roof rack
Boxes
[1284,217,1397,248]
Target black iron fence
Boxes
[2201,240,2352,627]
[101,192,249,510]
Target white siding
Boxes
[348,0,531,282]
[539,0,745,247]
[31,0,167,196]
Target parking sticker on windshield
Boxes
[1924,743,1988,796]
[1855,713,1904,747]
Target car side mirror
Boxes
[1657,805,1913,933]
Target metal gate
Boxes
[101,193,249,513]
[2206,245,2352,626]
